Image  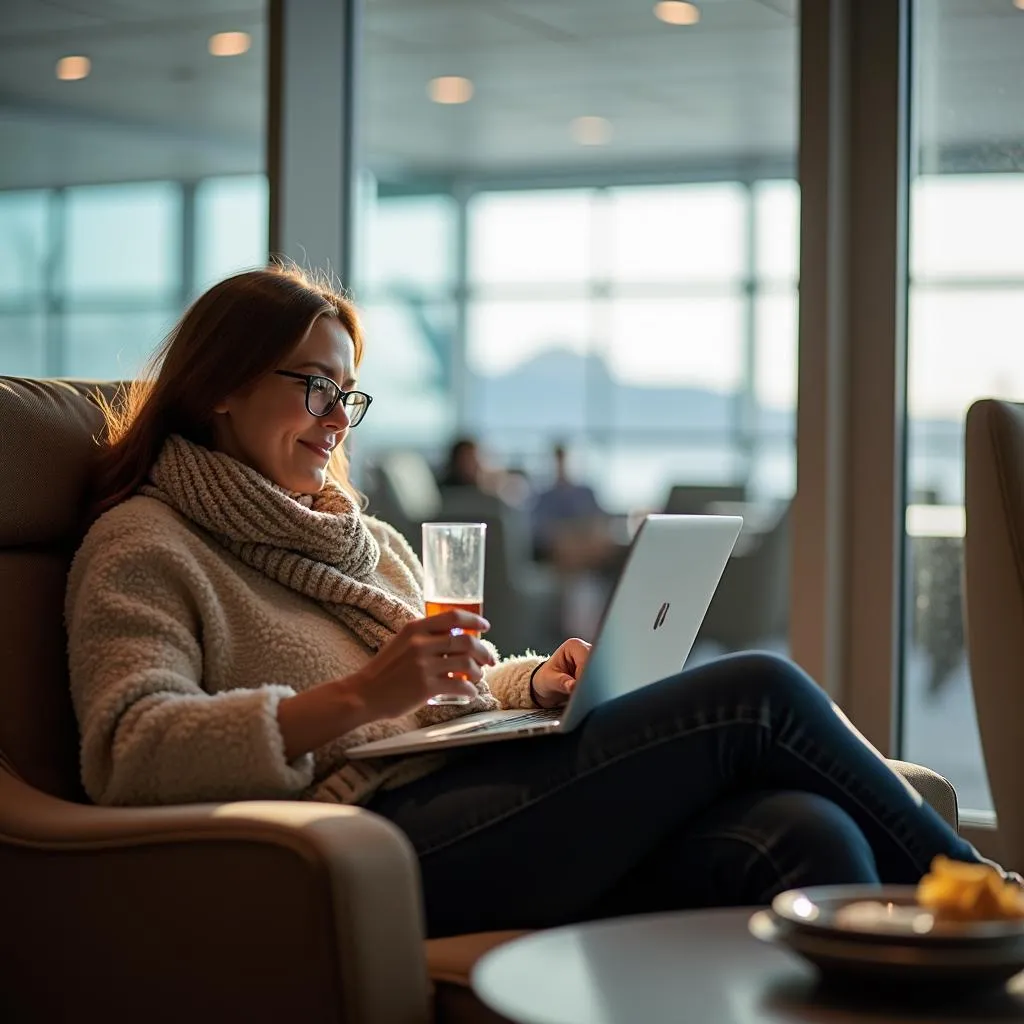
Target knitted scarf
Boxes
[141,435,423,652]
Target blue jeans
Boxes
[367,653,983,938]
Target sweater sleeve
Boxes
[483,647,548,709]
[66,520,314,806]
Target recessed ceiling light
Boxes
[654,1,701,26]
[570,116,613,147]
[428,76,474,104]
[208,31,251,57]
[56,55,91,81]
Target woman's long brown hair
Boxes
[89,263,364,522]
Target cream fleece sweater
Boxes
[65,496,544,807]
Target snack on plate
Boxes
[917,855,1024,922]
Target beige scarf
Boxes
[141,434,423,652]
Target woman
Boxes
[67,264,1003,939]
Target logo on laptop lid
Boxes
[653,602,670,630]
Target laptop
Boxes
[347,513,743,759]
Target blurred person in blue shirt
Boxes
[532,442,605,561]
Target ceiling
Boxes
[0,0,1021,190]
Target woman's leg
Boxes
[367,652,983,936]
[588,790,880,919]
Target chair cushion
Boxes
[425,931,527,988]
[965,399,1024,866]
[427,932,526,1024]
[0,550,85,801]
[888,759,958,831]
[0,378,111,547]
[0,378,117,798]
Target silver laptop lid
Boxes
[560,514,742,730]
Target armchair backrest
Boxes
[964,398,1024,867]
[0,378,115,801]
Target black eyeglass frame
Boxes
[274,370,373,426]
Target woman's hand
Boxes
[531,638,592,708]
[348,609,495,720]
[278,610,493,760]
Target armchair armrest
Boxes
[888,758,959,832]
[0,769,430,1024]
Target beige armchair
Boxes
[965,399,1024,872]
[0,377,959,1023]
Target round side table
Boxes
[472,907,1024,1024]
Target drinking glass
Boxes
[422,522,486,706]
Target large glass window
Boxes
[194,175,270,295]
[900,1,1024,813]
[65,183,181,301]
[0,192,50,300]
[608,183,747,283]
[355,0,800,655]
[471,191,593,286]
[0,2,268,380]
[361,193,458,293]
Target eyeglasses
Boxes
[274,371,373,426]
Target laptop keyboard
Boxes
[454,709,561,734]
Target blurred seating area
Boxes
[361,446,563,657]
[360,439,795,660]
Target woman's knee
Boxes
[746,790,879,892]
[668,790,877,909]
[719,651,815,691]
[675,651,824,710]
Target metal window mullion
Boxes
[179,181,196,308]
[268,0,357,281]
[792,0,852,703]
[452,181,471,434]
[44,187,66,376]
[793,0,910,755]
[588,188,610,448]
[737,181,757,481]
[843,0,911,753]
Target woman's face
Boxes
[211,315,357,494]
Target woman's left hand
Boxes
[531,638,592,708]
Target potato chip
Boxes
[916,855,1024,921]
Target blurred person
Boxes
[66,264,1015,940]
[437,436,524,524]
[438,436,485,489]
[532,442,605,561]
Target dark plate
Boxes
[772,885,1024,949]
[751,908,1024,993]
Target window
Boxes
[607,184,747,283]
[0,176,269,381]
[0,316,46,378]
[194,175,270,294]
[65,183,181,301]
[352,193,459,449]
[354,0,800,653]
[461,182,797,515]
[357,299,457,443]
[360,193,458,293]
[900,3,1024,813]
[470,191,593,286]
[63,310,177,380]
[466,298,591,435]
[0,3,267,379]
[0,192,49,300]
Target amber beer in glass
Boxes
[422,522,486,705]
[425,598,484,622]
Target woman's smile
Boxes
[298,439,331,459]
